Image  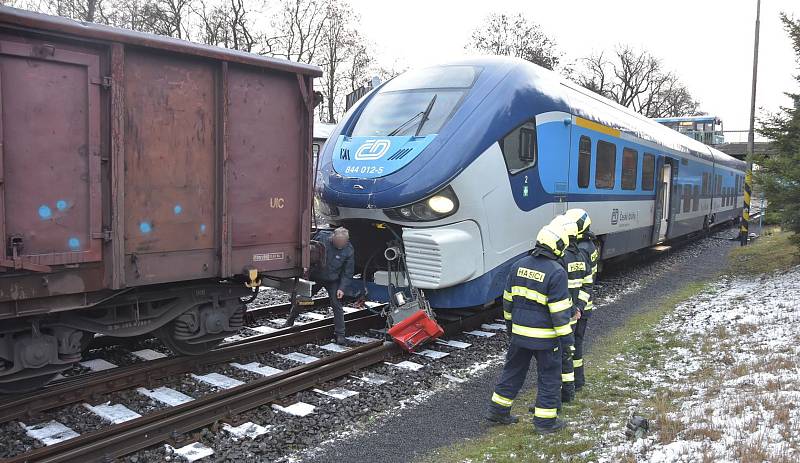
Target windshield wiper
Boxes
[414,94,437,137]
[385,94,438,137]
[387,112,424,136]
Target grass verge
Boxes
[727,226,799,275]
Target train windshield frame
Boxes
[350,65,482,137]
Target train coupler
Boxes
[387,308,444,352]
[384,243,444,352]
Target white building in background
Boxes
[313,122,336,163]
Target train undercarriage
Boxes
[0,277,305,394]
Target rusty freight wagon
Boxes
[0,7,321,393]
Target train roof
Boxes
[552,72,743,170]
[438,56,744,170]
[0,6,322,77]
[653,115,722,124]
[560,83,742,169]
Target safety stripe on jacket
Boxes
[506,286,548,305]
[548,298,572,313]
[512,322,572,339]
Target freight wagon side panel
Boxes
[122,50,219,286]
[227,66,308,275]
[0,36,104,272]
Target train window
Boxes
[642,153,655,191]
[702,172,709,197]
[683,185,691,213]
[595,140,616,189]
[693,185,700,212]
[621,148,638,190]
[499,120,537,173]
[715,175,722,195]
[578,136,591,188]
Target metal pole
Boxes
[741,0,761,245]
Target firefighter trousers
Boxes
[574,315,589,389]
[489,343,562,429]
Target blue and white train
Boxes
[315,57,746,309]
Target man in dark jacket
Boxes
[488,223,574,434]
[285,227,354,344]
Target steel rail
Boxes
[0,308,381,424]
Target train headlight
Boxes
[428,195,455,214]
[384,186,459,222]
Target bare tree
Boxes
[269,0,327,64]
[318,0,373,123]
[38,0,111,23]
[574,46,700,118]
[466,12,561,70]
[345,39,371,93]
[192,0,261,51]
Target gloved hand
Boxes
[506,320,512,337]
[560,335,575,360]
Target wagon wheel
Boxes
[155,323,223,356]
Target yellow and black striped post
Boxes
[741,0,760,246]
[740,169,752,246]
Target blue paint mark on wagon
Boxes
[174,204,183,215]
[199,224,207,234]
[56,200,68,211]
[140,222,153,234]
[68,237,80,250]
[38,205,52,220]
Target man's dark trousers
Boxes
[313,281,345,338]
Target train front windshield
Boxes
[351,65,481,137]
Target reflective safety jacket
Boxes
[502,252,574,350]
[562,245,590,318]
[577,238,599,312]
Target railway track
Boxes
[2,304,499,462]
[0,306,381,424]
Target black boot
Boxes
[335,335,347,345]
[535,418,566,434]
[486,411,519,425]
[281,303,300,328]
[282,310,299,328]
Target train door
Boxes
[535,115,570,217]
[652,157,675,244]
[652,159,674,243]
[0,38,103,272]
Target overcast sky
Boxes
[349,0,799,134]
